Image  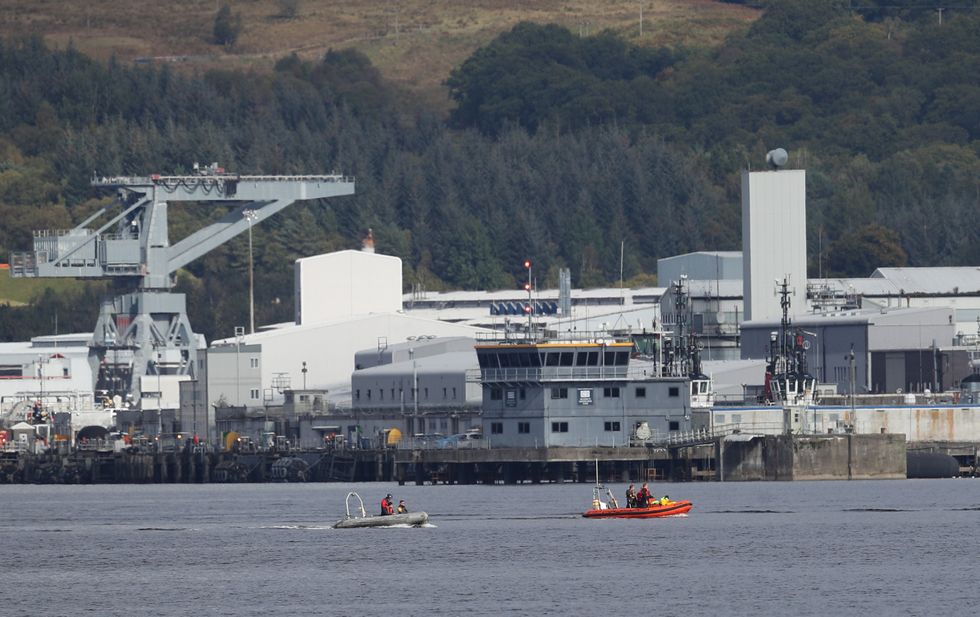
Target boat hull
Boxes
[582,501,693,519]
[333,512,429,528]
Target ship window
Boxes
[669,421,679,431]
[498,353,512,368]
[528,352,541,367]
[732,414,742,424]
[636,387,646,398]
[604,421,621,431]
[250,389,260,400]
[355,389,360,400]
[379,389,384,400]
[518,422,530,434]
[490,388,502,400]
[616,352,629,366]
[604,352,616,366]
[716,414,726,424]
[551,422,569,433]
[491,422,503,434]
[551,387,568,399]
[603,387,620,398]
[669,387,679,397]
[545,353,560,366]
[586,352,599,366]
[520,388,526,400]
[452,387,457,399]
[443,387,447,399]
[559,352,574,366]
[576,352,588,366]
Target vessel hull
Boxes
[333,512,429,528]
[582,501,692,519]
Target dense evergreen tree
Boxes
[1,2,979,340]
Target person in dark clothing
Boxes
[626,484,637,508]
[397,500,408,514]
[380,494,394,515]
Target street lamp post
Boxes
[243,209,258,334]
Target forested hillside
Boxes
[1,0,978,343]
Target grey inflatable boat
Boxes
[333,492,429,529]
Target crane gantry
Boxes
[10,163,355,406]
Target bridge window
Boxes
[559,352,574,366]
[545,353,560,366]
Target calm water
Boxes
[1,479,976,616]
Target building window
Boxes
[250,389,259,400]
[669,420,679,431]
[551,422,569,433]
[603,387,620,398]
[604,421,621,431]
[669,387,679,397]
[490,388,502,400]
[491,422,504,434]
[636,387,646,398]
[249,357,258,368]
[518,422,530,434]
[551,387,568,399]
[299,394,308,402]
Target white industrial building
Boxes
[741,167,807,322]
[207,249,491,413]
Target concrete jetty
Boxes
[0,433,942,484]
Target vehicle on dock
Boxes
[332,492,429,529]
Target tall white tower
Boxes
[741,150,807,322]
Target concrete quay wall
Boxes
[719,434,906,481]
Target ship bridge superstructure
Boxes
[9,164,355,406]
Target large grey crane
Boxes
[10,163,355,406]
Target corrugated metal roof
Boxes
[871,267,980,295]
